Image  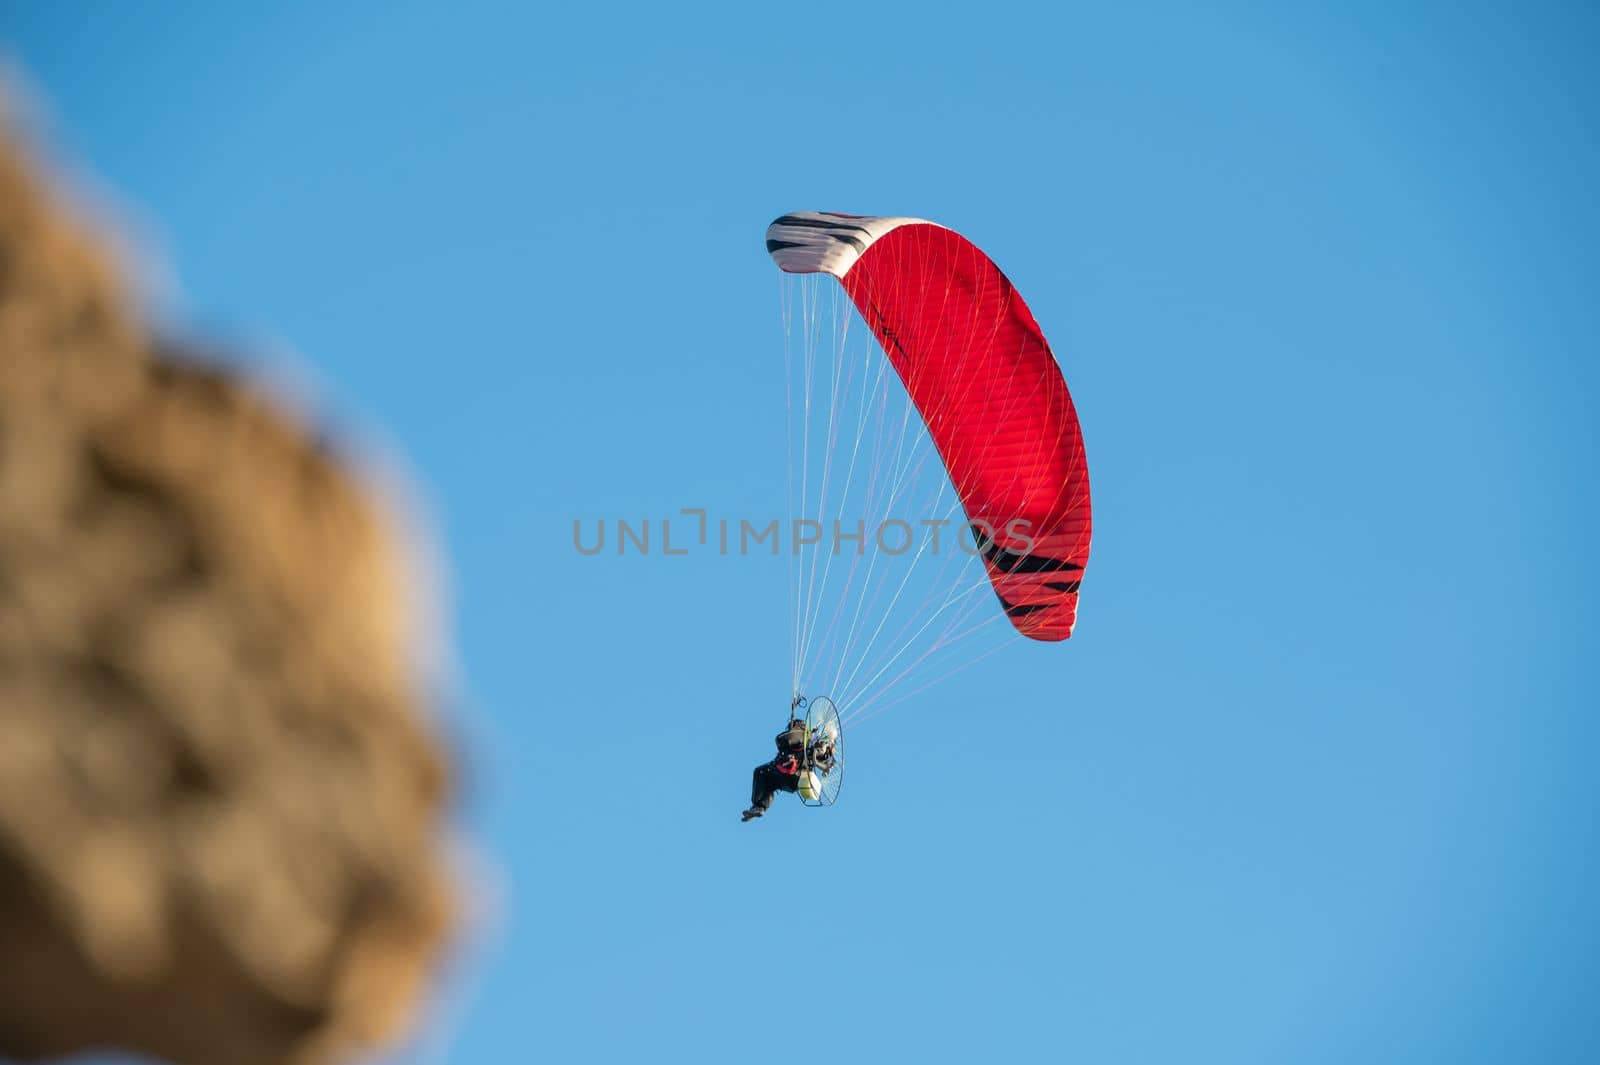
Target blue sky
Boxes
[6,2,1597,1062]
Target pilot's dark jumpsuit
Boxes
[744,720,807,820]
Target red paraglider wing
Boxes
[766,213,1091,640]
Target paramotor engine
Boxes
[795,696,844,807]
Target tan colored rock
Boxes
[0,92,455,1065]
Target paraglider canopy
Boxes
[767,212,1092,641]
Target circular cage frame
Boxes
[796,696,844,807]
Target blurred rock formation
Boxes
[0,98,455,1065]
